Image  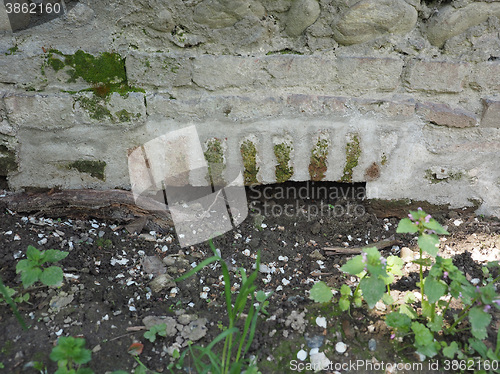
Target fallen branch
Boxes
[0,189,173,233]
[323,236,401,255]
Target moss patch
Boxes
[266,49,303,55]
[0,145,17,176]
[5,45,18,56]
[204,138,225,186]
[68,160,106,181]
[44,49,144,97]
[274,143,294,183]
[77,96,113,121]
[341,134,361,183]
[240,141,259,185]
[309,138,329,181]
[115,109,141,123]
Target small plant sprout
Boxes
[50,336,93,374]
[144,323,167,343]
[16,245,69,288]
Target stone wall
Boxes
[1,0,500,217]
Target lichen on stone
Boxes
[240,140,259,185]
[204,138,225,186]
[274,142,294,183]
[341,134,361,183]
[68,160,106,181]
[309,138,329,181]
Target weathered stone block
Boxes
[286,94,349,116]
[0,54,44,88]
[285,0,320,37]
[192,56,269,91]
[4,94,76,129]
[263,55,336,89]
[416,102,478,128]
[481,98,500,128]
[333,0,418,45]
[355,98,416,119]
[470,62,500,92]
[126,52,192,89]
[405,59,468,93]
[337,57,403,93]
[146,94,284,121]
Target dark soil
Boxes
[0,182,499,374]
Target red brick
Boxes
[416,102,478,128]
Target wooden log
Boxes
[323,236,401,255]
[0,189,173,233]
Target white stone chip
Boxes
[316,316,327,328]
[335,342,347,354]
[297,349,307,361]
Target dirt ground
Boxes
[1,182,499,374]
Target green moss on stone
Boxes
[0,145,17,176]
[274,143,294,183]
[115,109,141,122]
[204,138,225,186]
[5,45,18,56]
[381,153,388,166]
[309,138,329,181]
[240,141,259,185]
[44,49,144,97]
[77,96,113,121]
[266,49,303,55]
[341,134,361,183]
[68,160,106,181]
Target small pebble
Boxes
[297,349,307,361]
[335,342,347,354]
[368,338,377,351]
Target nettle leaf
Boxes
[26,245,42,263]
[413,258,433,267]
[400,304,418,320]
[385,312,411,333]
[309,282,333,303]
[411,321,434,347]
[43,249,69,264]
[387,256,403,277]
[427,314,444,333]
[16,259,33,273]
[425,278,448,304]
[442,341,459,359]
[21,267,42,288]
[360,276,385,309]
[339,297,350,311]
[340,284,351,296]
[40,266,64,287]
[469,306,492,340]
[418,234,440,257]
[396,218,418,234]
[424,219,449,235]
[341,255,365,275]
[382,293,394,305]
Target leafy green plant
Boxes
[0,275,27,330]
[311,208,500,368]
[16,245,68,288]
[143,323,167,343]
[169,239,269,374]
[50,336,93,374]
[0,284,29,304]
